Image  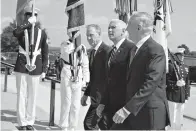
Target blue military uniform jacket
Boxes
[13,22,49,75]
[166,60,190,103]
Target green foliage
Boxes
[190,51,196,57]
[1,20,19,52]
[177,44,190,55]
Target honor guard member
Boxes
[166,47,190,130]
[13,6,49,130]
[59,40,90,131]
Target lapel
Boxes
[91,42,104,68]
[127,37,151,80]
[110,39,127,64]
[94,42,104,58]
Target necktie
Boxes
[90,49,96,67]
[108,46,117,66]
[129,46,138,67]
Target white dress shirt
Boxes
[114,38,125,50]
[135,35,151,55]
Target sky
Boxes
[1,0,196,51]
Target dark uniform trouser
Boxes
[83,105,111,130]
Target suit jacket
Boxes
[166,60,190,102]
[84,42,111,106]
[13,23,49,75]
[101,39,135,114]
[125,37,170,130]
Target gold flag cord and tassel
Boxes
[114,0,137,23]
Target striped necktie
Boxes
[108,46,117,66]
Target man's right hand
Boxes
[28,16,36,24]
[81,95,88,106]
[96,104,105,117]
[176,79,185,87]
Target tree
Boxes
[1,20,19,52]
[177,44,190,55]
[190,51,196,57]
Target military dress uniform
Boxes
[13,8,48,128]
[59,40,90,130]
[166,49,190,129]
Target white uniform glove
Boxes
[28,16,36,24]
[82,81,87,87]
[176,79,185,87]
[41,72,46,79]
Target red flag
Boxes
[65,0,84,47]
[65,0,85,81]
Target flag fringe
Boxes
[67,26,83,34]
[65,0,84,12]
[114,0,130,15]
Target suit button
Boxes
[108,78,111,83]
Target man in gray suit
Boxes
[111,12,170,130]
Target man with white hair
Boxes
[110,12,170,130]
[96,19,136,128]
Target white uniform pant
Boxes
[15,72,40,126]
[167,100,185,130]
[59,77,82,129]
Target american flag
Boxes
[152,0,173,72]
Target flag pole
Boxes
[30,0,35,65]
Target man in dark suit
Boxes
[81,24,110,130]
[96,19,136,129]
[110,12,170,130]
[13,6,48,130]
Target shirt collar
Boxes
[115,38,125,50]
[94,41,102,51]
[136,35,150,49]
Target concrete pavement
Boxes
[1,74,90,130]
[1,74,196,130]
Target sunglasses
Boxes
[25,12,38,16]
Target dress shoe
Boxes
[26,125,34,130]
[18,126,27,130]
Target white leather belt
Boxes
[19,46,41,55]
